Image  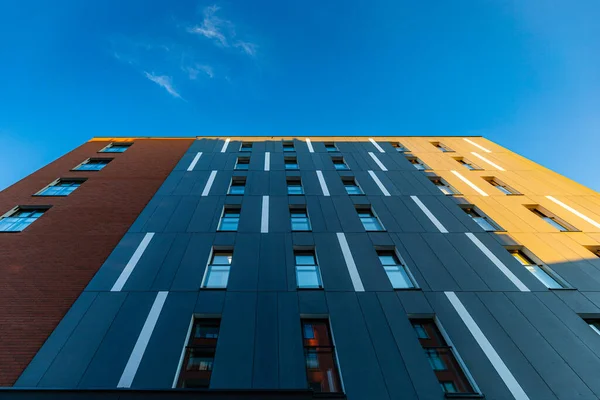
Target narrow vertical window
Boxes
[429,177,459,195]
[36,178,85,196]
[295,250,322,289]
[324,142,338,152]
[235,157,250,170]
[484,177,520,195]
[411,319,476,395]
[176,319,221,387]
[460,205,502,231]
[342,177,363,195]
[291,206,311,231]
[218,206,240,231]
[528,206,576,232]
[377,249,415,289]
[391,142,409,152]
[287,177,304,195]
[228,176,246,195]
[240,142,253,152]
[99,142,132,153]
[508,248,564,288]
[301,320,342,393]
[0,207,49,232]
[356,206,384,231]
[285,156,299,170]
[454,157,481,171]
[406,156,430,171]
[332,156,349,170]
[431,142,454,152]
[202,250,232,288]
[283,141,295,152]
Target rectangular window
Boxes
[586,246,600,258]
[324,142,338,152]
[429,177,459,195]
[202,250,232,288]
[291,206,311,231]
[235,157,250,170]
[287,177,304,195]
[74,158,111,171]
[454,157,481,171]
[411,319,476,395]
[0,207,49,232]
[99,142,132,153]
[36,178,85,196]
[176,319,221,388]
[460,205,503,231]
[218,207,240,231]
[295,250,323,289]
[357,206,384,231]
[406,156,430,171]
[332,157,349,170]
[377,249,415,289]
[228,176,246,195]
[342,177,363,195]
[285,156,299,170]
[485,177,520,195]
[391,142,409,152]
[586,319,600,336]
[283,141,295,152]
[301,320,342,393]
[528,206,576,232]
[509,248,564,289]
[240,142,252,152]
[431,142,454,152]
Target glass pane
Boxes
[438,186,454,195]
[288,185,303,195]
[219,218,239,231]
[291,219,311,231]
[204,266,230,288]
[212,253,232,265]
[235,163,248,170]
[295,254,316,265]
[413,163,425,170]
[413,324,429,339]
[441,381,458,393]
[426,349,447,370]
[187,355,214,371]
[303,323,315,339]
[543,217,568,231]
[285,163,298,169]
[473,217,497,231]
[296,266,322,288]
[345,185,362,195]
[511,251,533,266]
[525,265,562,288]
[334,163,348,170]
[378,254,396,265]
[229,185,245,195]
[304,347,341,393]
[361,217,383,231]
[194,324,219,339]
[385,266,414,289]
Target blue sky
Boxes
[1,0,599,191]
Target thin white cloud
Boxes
[234,41,256,57]
[185,64,214,79]
[143,72,183,99]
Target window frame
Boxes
[286,177,304,195]
[356,206,385,231]
[341,176,364,195]
[227,176,247,195]
[175,317,221,388]
[429,176,460,196]
[294,248,323,289]
[324,142,338,153]
[284,156,299,170]
[405,155,430,171]
[218,206,241,231]
[201,248,233,289]
[235,156,250,170]
[391,142,409,152]
[98,142,132,153]
[459,204,504,232]
[282,141,295,152]
[376,247,418,289]
[34,178,87,197]
[0,205,51,232]
[431,142,454,152]
[331,156,349,171]
[239,142,253,152]
[453,157,482,171]
[484,177,521,195]
[290,206,312,232]
[72,158,113,171]
[527,205,578,232]
[506,246,569,289]
[300,319,344,393]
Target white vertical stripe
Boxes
[368,152,388,171]
[118,291,169,388]
[264,152,270,171]
[470,152,505,171]
[410,196,448,233]
[220,138,230,153]
[450,170,488,196]
[336,233,365,291]
[369,138,385,153]
[316,171,330,196]
[464,138,491,153]
[201,171,217,196]
[465,233,529,292]
[546,195,600,229]
[187,152,202,171]
[261,195,269,233]
[445,292,530,400]
[306,138,314,153]
[368,170,390,196]
[111,233,155,292]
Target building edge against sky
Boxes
[0,135,600,399]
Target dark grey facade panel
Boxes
[227,234,261,291]
[164,197,201,232]
[344,233,393,292]
[315,197,343,232]
[384,196,427,232]
[128,195,164,232]
[252,293,279,389]
[169,233,214,291]
[550,260,600,291]
[297,290,328,315]
[123,233,176,291]
[187,196,224,233]
[142,196,182,233]
[313,233,354,292]
[257,234,288,291]
[417,195,469,233]
[395,290,433,315]
[277,292,307,389]
[195,290,226,315]
[156,171,185,195]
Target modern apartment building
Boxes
[1,136,600,400]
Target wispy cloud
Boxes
[143,72,183,99]
[184,64,214,79]
[234,41,256,57]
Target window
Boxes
[454,157,481,171]
[586,246,600,258]
[460,205,503,231]
[295,250,323,289]
[218,207,240,231]
[235,157,250,170]
[0,207,49,232]
[429,177,459,195]
[283,141,295,152]
[391,142,409,152]
[411,319,476,395]
[324,142,338,152]
[36,178,85,196]
[377,249,415,289]
[240,142,252,152]
[586,320,600,336]
[342,177,363,195]
[485,177,520,195]
[287,177,304,195]
[508,248,564,289]
[74,158,111,171]
[285,156,299,170]
[202,250,232,288]
[332,157,349,170]
[228,177,246,195]
[406,156,430,171]
[301,320,342,393]
[99,142,131,153]
[176,319,221,388]
[291,206,311,231]
[528,206,576,232]
[357,207,384,231]
[431,142,454,152]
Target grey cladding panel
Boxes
[345,233,392,291]
[314,233,354,291]
[277,292,306,389]
[123,233,176,291]
[163,196,201,233]
[143,196,182,233]
[258,234,287,291]
[228,234,260,291]
[170,233,214,291]
[297,290,328,315]
[252,293,279,388]
[149,235,190,291]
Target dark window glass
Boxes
[202,251,232,288]
[235,157,250,170]
[37,179,84,196]
[455,158,480,170]
[240,142,252,152]
[429,177,459,195]
[0,208,48,232]
[332,157,349,170]
[377,250,415,288]
[432,142,453,152]
[301,320,342,393]
[228,177,246,195]
[391,142,409,152]
[283,141,295,152]
[74,158,111,171]
[177,319,221,388]
[325,142,337,152]
[342,177,362,195]
[287,178,304,195]
[285,157,299,170]
[100,143,131,153]
[218,208,240,231]
[406,156,429,171]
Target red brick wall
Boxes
[0,138,193,385]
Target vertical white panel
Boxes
[220,138,230,153]
[368,152,388,171]
[470,152,505,171]
[264,152,270,171]
[201,171,217,196]
[410,196,448,233]
[450,170,488,196]
[306,138,314,153]
[336,233,365,291]
[369,138,385,153]
[368,170,390,196]
[464,138,491,153]
[316,171,330,196]
[111,233,155,292]
[187,152,202,171]
[546,196,600,229]
[261,195,269,233]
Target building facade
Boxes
[1,136,600,400]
